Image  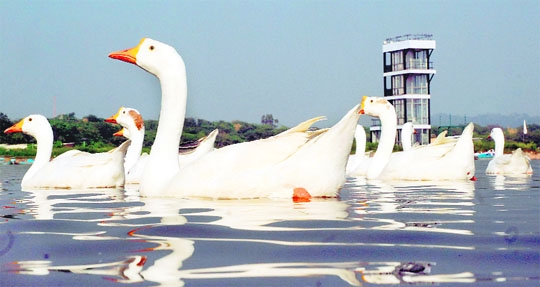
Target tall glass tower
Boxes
[370,34,436,145]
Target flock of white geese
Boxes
[4,38,533,198]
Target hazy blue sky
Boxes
[1,0,539,127]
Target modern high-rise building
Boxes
[370,34,436,145]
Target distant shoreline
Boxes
[525,152,540,160]
[2,151,540,165]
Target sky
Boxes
[1,0,539,128]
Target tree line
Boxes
[0,112,288,156]
[431,124,539,153]
[0,112,538,157]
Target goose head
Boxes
[109,38,183,77]
[489,127,504,143]
[359,96,395,117]
[402,122,415,134]
[401,122,415,151]
[4,115,50,138]
[105,107,144,140]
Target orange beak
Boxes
[359,96,367,114]
[108,38,146,64]
[104,116,117,124]
[105,107,125,124]
[4,119,24,134]
[413,130,417,134]
[113,128,125,137]
[470,176,477,181]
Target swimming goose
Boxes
[105,107,220,184]
[109,38,360,198]
[346,122,417,177]
[401,122,415,151]
[105,107,145,177]
[485,128,533,175]
[163,104,360,199]
[359,96,476,181]
[4,115,129,189]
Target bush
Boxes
[0,146,37,157]
[4,113,537,157]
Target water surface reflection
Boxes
[0,161,539,286]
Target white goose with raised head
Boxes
[105,106,220,184]
[109,38,360,199]
[359,96,476,181]
[4,115,129,189]
[401,122,415,151]
[485,127,533,175]
[105,107,145,176]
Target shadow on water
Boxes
[0,160,539,286]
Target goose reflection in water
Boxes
[4,188,148,283]
[6,188,370,285]
[112,196,360,286]
[6,255,147,283]
[21,188,128,220]
[346,178,476,235]
[4,182,495,286]
[491,174,532,191]
[8,188,448,286]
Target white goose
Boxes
[359,96,476,181]
[401,122,415,151]
[346,122,415,177]
[105,107,145,177]
[4,115,129,189]
[105,107,220,184]
[109,38,360,199]
[485,127,533,175]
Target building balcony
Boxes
[407,59,433,70]
[385,88,429,97]
[384,61,434,73]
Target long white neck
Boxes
[23,124,53,185]
[494,134,504,157]
[366,108,397,179]
[140,58,187,195]
[402,129,412,152]
[354,126,366,158]
[124,127,144,173]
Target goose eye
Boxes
[370,100,373,103]
[123,110,126,114]
[149,45,155,51]
[467,172,470,175]
[28,118,32,122]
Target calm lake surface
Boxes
[0,160,539,286]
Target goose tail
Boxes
[108,140,132,154]
[456,123,474,148]
[279,116,327,136]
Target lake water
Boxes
[0,160,539,286]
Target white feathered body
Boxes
[379,123,476,180]
[485,128,533,175]
[486,148,533,175]
[23,141,129,189]
[162,105,361,199]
